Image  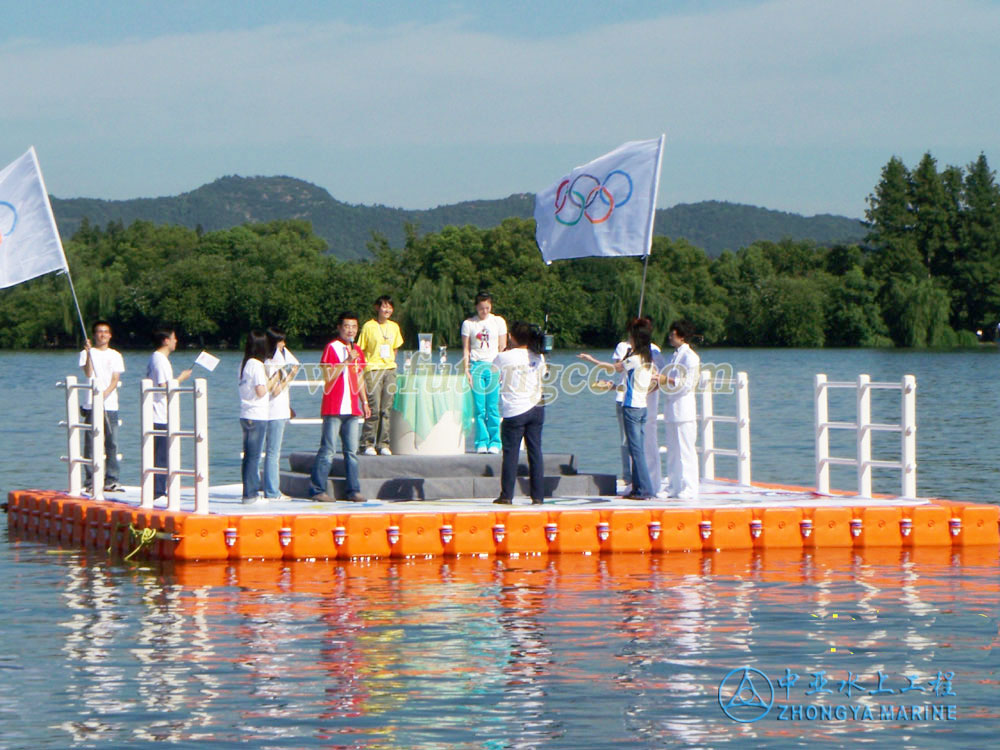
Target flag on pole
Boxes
[534,135,664,263]
[0,147,69,289]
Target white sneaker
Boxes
[487,446,500,454]
[242,496,269,506]
[363,447,377,456]
[379,447,392,456]
[476,447,489,454]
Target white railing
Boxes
[699,370,751,486]
[58,375,105,500]
[140,377,210,514]
[287,365,325,426]
[814,373,916,499]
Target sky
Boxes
[1,0,998,219]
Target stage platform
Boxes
[6,476,999,562]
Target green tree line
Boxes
[1,152,997,350]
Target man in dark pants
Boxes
[79,320,125,492]
[145,328,192,499]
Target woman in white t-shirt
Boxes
[579,319,656,499]
[461,292,507,454]
[262,327,300,500]
[239,330,272,503]
[492,322,546,505]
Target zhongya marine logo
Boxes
[553,170,633,226]
[718,667,775,723]
[0,201,16,245]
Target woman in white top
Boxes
[658,320,701,499]
[461,291,508,454]
[579,319,656,499]
[491,322,546,504]
[239,330,273,503]
[263,327,300,500]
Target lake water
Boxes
[1,348,998,748]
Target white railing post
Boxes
[90,384,106,501]
[736,371,751,486]
[166,378,183,512]
[901,375,917,499]
[814,374,830,494]
[699,369,715,481]
[140,378,156,508]
[64,375,84,496]
[856,374,872,498]
[193,378,210,514]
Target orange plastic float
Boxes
[6,482,1000,562]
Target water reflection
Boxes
[3,536,999,748]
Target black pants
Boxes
[500,404,545,501]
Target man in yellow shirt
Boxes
[357,295,405,455]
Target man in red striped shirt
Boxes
[309,312,371,502]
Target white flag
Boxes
[0,147,69,289]
[534,136,664,263]
[194,351,221,372]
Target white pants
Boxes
[664,420,698,499]
[644,386,662,493]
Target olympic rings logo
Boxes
[553,169,633,226]
[0,201,17,246]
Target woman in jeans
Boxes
[239,330,273,504]
[578,319,655,499]
[263,327,300,500]
[492,322,547,505]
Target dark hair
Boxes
[151,327,175,347]
[241,330,270,377]
[92,320,112,334]
[509,321,545,356]
[669,319,697,344]
[336,311,359,328]
[474,291,493,306]
[266,326,286,359]
[374,295,394,308]
[627,319,653,363]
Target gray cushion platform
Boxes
[279,472,616,501]
[287,451,577,478]
[278,451,615,500]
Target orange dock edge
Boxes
[5,485,999,562]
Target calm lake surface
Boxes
[1,348,998,748]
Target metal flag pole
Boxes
[637,253,651,318]
[636,134,664,320]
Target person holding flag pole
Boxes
[534,136,671,496]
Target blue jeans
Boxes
[241,418,267,499]
[263,418,287,498]
[500,404,545,501]
[470,360,501,450]
[622,406,654,497]
[81,408,120,485]
[615,402,631,485]
[310,415,361,498]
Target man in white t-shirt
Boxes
[145,328,192,498]
[461,292,507,453]
[79,321,126,491]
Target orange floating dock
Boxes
[6,480,998,562]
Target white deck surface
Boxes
[81,481,932,516]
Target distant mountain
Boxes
[654,201,865,255]
[51,175,866,259]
